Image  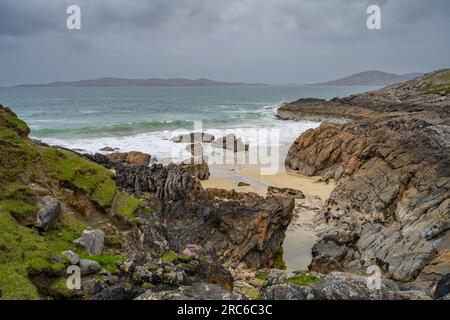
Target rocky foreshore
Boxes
[1,70,449,301]
[279,69,450,297]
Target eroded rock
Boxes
[74,229,105,255]
[36,196,61,232]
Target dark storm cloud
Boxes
[0,0,449,86]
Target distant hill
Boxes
[312,71,423,86]
[15,77,265,87]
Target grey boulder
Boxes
[36,196,61,231]
[62,250,80,265]
[79,259,102,275]
[73,229,105,255]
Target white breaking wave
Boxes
[38,119,320,166]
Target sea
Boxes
[0,85,377,164]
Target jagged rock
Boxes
[85,151,151,168]
[281,70,450,286]
[212,134,249,152]
[116,164,293,269]
[100,146,119,152]
[286,118,449,282]
[36,196,61,232]
[93,284,144,300]
[356,224,435,282]
[62,250,80,265]
[79,259,102,275]
[162,188,294,269]
[171,132,215,143]
[435,273,450,299]
[107,151,151,167]
[312,240,348,262]
[135,283,246,300]
[415,250,450,292]
[267,186,305,199]
[237,181,250,187]
[180,157,210,180]
[185,143,203,157]
[262,272,431,300]
[74,229,105,255]
[84,153,113,168]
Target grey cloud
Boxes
[0,0,449,86]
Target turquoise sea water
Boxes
[0,85,377,161]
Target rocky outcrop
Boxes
[281,70,450,286]
[107,151,151,167]
[171,132,215,143]
[115,164,293,269]
[36,196,61,232]
[79,259,102,275]
[278,69,450,124]
[185,142,203,157]
[180,157,210,180]
[435,273,450,299]
[212,134,249,152]
[267,186,305,199]
[85,151,151,169]
[285,118,449,282]
[262,272,432,300]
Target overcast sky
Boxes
[0,0,449,86]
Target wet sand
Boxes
[201,164,336,274]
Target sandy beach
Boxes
[201,163,336,274]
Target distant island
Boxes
[15,77,266,87]
[311,71,423,86]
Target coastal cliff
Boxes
[278,69,450,124]
[280,69,450,294]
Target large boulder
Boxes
[85,151,151,169]
[79,259,102,275]
[212,134,249,152]
[435,273,450,299]
[36,196,61,232]
[180,157,210,180]
[107,151,151,167]
[185,143,204,157]
[74,229,105,255]
[171,132,215,143]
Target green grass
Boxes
[419,70,450,95]
[286,274,323,286]
[0,212,51,299]
[239,285,260,299]
[161,251,178,262]
[45,213,87,255]
[105,234,123,248]
[272,246,286,270]
[79,253,125,273]
[0,115,36,183]
[255,272,269,281]
[0,108,133,299]
[41,148,117,209]
[113,192,144,223]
